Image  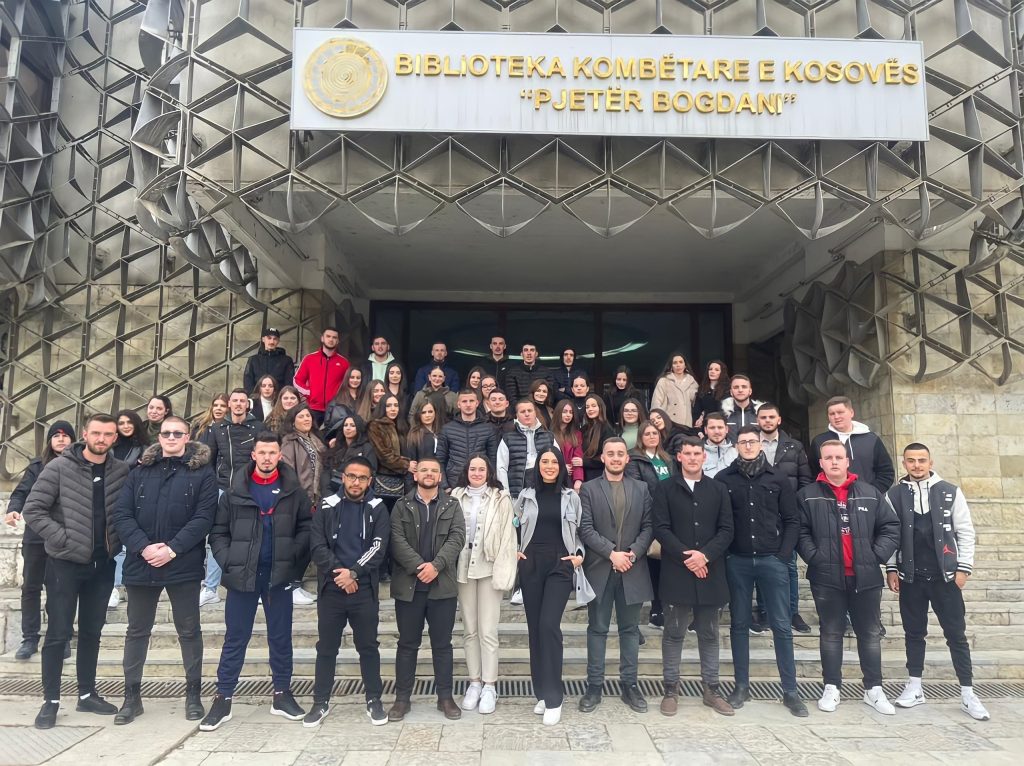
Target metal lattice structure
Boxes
[2,0,1024,473]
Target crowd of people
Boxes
[4,327,990,732]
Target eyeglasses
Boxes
[159,431,187,439]
[736,439,760,447]
[342,473,372,483]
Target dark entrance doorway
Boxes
[371,301,732,398]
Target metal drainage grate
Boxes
[1,677,1022,701]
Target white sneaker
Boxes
[817,684,840,712]
[478,685,497,715]
[863,686,896,715]
[462,682,482,711]
[895,684,925,708]
[510,589,523,605]
[533,700,546,715]
[961,692,990,721]
[107,588,120,609]
[199,588,220,607]
[292,587,317,606]
[542,704,562,726]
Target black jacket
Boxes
[810,427,895,493]
[22,445,130,563]
[715,462,799,559]
[310,493,390,598]
[624,450,677,496]
[504,362,557,407]
[209,460,313,592]
[243,347,295,393]
[552,364,584,397]
[321,439,378,498]
[652,475,734,606]
[9,459,45,544]
[113,443,218,586]
[436,412,498,487]
[691,390,723,425]
[767,430,813,492]
[209,416,261,489]
[485,355,512,390]
[796,478,899,591]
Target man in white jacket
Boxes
[885,443,988,721]
[702,413,737,479]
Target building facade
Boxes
[1,0,1022,498]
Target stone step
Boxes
[76,619,1024,653]
[2,645,1021,681]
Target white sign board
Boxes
[291,30,928,141]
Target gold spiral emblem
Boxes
[304,38,387,118]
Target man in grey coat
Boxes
[578,437,654,713]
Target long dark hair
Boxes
[611,365,639,394]
[323,414,368,472]
[617,397,647,431]
[250,374,280,404]
[114,409,148,448]
[633,420,672,465]
[526,447,570,490]
[699,359,731,400]
[649,407,673,441]
[374,393,409,437]
[454,453,502,490]
[281,403,325,445]
[384,360,408,400]
[582,394,610,458]
[551,399,581,451]
[332,367,365,406]
[408,400,441,442]
[659,350,691,378]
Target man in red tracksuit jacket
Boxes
[293,327,350,427]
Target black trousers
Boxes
[41,557,114,700]
[314,584,383,703]
[21,542,47,642]
[123,581,203,686]
[811,578,882,689]
[899,576,973,686]
[649,557,662,615]
[394,590,457,701]
[519,542,573,708]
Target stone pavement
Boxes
[2,694,1022,766]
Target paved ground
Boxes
[1,694,1022,765]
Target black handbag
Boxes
[372,473,405,499]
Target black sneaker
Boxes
[879,623,887,638]
[648,612,664,630]
[199,695,232,731]
[271,690,305,721]
[791,614,811,634]
[76,692,117,715]
[303,701,330,728]
[366,698,388,726]
[621,683,648,713]
[15,640,38,660]
[35,701,59,729]
[748,619,767,636]
[687,622,696,634]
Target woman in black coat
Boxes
[692,360,730,431]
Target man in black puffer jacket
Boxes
[797,439,899,716]
[209,388,261,489]
[504,342,557,406]
[112,420,219,725]
[23,414,130,729]
[436,390,498,487]
[201,432,312,732]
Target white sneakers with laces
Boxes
[863,686,896,715]
[292,587,317,605]
[533,700,546,715]
[199,588,220,607]
[895,683,926,708]
[107,588,120,609]
[510,589,524,605]
[462,682,482,711]
[478,685,497,715]
[817,684,840,712]
[961,691,990,721]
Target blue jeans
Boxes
[203,544,222,591]
[727,554,797,692]
[113,548,125,588]
[585,571,642,687]
[754,552,799,616]
[216,567,293,697]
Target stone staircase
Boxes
[1,500,1022,683]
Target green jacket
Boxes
[389,490,466,602]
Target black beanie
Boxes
[47,420,76,442]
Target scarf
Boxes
[736,451,768,479]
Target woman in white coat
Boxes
[650,351,699,431]
[451,453,518,715]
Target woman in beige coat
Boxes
[451,454,517,715]
[650,351,699,430]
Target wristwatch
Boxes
[628,552,636,564]
[168,548,177,559]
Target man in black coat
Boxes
[809,395,895,493]
[652,436,734,718]
[305,456,391,727]
[200,432,313,732]
[111,419,218,724]
[757,402,814,634]
[578,438,653,714]
[242,327,295,393]
[797,439,899,716]
[715,426,805,717]
[504,342,557,406]
[23,414,130,729]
